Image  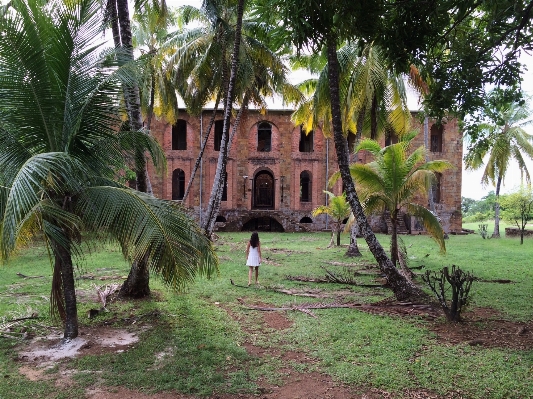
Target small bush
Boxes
[422,265,475,322]
[478,224,489,239]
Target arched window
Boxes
[299,126,313,152]
[432,172,442,204]
[172,120,187,150]
[214,120,223,151]
[172,169,185,200]
[300,171,311,202]
[430,124,443,152]
[257,122,271,152]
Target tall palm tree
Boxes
[132,4,179,131]
[465,90,533,238]
[312,192,351,247]
[0,0,217,339]
[168,0,302,232]
[332,132,452,271]
[292,43,412,144]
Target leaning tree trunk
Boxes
[346,221,362,257]
[182,93,222,202]
[202,0,245,237]
[325,35,424,301]
[492,174,502,238]
[114,0,152,297]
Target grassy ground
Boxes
[0,230,532,398]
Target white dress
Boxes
[246,245,261,266]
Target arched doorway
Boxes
[253,171,274,209]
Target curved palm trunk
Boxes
[492,174,502,238]
[203,94,248,236]
[202,0,245,237]
[325,35,423,301]
[182,94,222,202]
[346,222,362,257]
[115,0,153,297]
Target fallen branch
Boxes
[16,272,43,279]
[285,273,383,288]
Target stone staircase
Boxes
[383,211,410,235]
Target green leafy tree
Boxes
[465,89,533,238]
[331,132,452,269]
[312,192,351,247]
[500,188,533,244]
[0,0,217,339]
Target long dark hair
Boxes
[250,231,259,248]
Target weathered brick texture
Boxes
[148,110,463,233]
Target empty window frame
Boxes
[300,171,311,202]
[172,169,185,200]
[432,172,442,204]
[430,124,443,152]
[172,120,187,150]
[222,170,227,201]
[214,120,223,151]
[299,127,313,152]
[257,122,272,152]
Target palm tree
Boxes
[0,0,217,339]
[169,0,302,233]
[332,132,452,270]
[292,43,412,145]
[132,4,179,131]
[313,192,351,247]
[465,90,533,238]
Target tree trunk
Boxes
[345,222,362,257]
[370,94,378,140]
[202,0,245,237]
[325,35,424,301]
[115,0,152,297]
[182,93,222,202]
[119,254,151,298]
[336,228,341,246]
[390,210,399,266]
[51,235,78,339]
[492,174,502,238]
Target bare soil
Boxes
[13,295,533,399]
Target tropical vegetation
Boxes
[464,89,533,238]
[0,0,217,339]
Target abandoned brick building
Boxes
[148,109,463,233]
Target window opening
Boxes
[172,120,187,150]
[257,122,272,152]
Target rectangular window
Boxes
[299,128,313,152]
[214,120,223,151]
[172,120,187,150]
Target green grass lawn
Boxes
[0,231,532,398]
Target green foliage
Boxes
[1,232,533,398]
[500,187,533,226]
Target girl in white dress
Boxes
[246,232,262,286]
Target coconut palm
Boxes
[168,0,302,234]
[332,132,452,270]
[0,0,217,339]
[292,43,412,145]
[465,90,533,238]
[312,192,351,247]
[132,3,179,130]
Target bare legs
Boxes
[248,266,259,286]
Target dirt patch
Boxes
[18,327,139,364]
[86,387,195,399]
[263,311,293,330]
[428,307,533,350]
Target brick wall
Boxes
[147,109,463,233]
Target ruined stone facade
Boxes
[148,109,463,233]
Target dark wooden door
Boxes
[253,172,274,209]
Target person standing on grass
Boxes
[246,232,262,286]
